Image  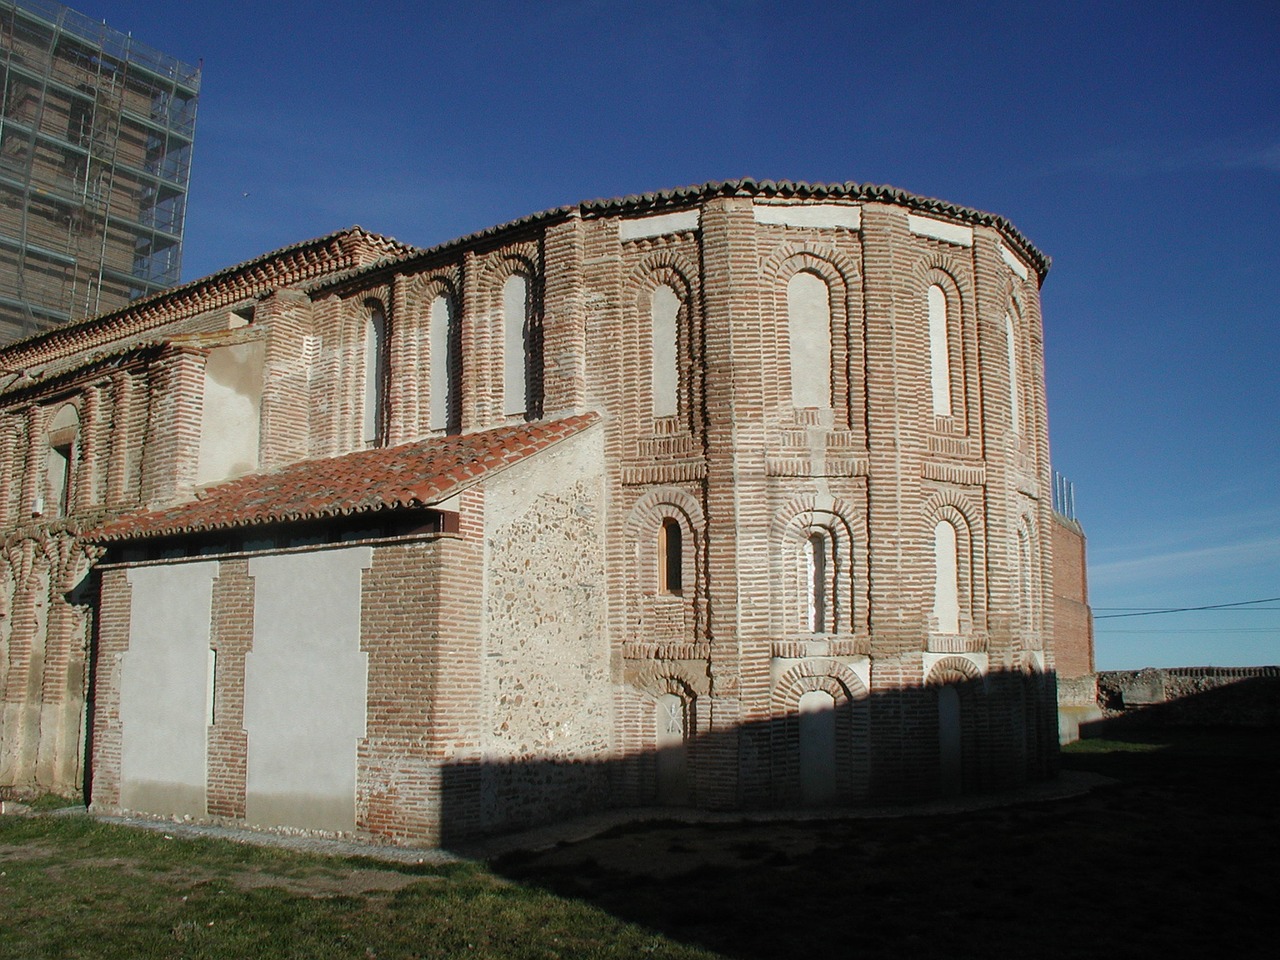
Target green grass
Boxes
[3,730,1279,959]
[0,815,718,959]
[1059,736,1168,753]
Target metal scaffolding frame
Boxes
[0,0,199,344]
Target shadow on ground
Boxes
[491,729,1280,960]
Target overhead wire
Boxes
[1093,596,1280,620]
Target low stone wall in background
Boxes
[1088,666,1280,731]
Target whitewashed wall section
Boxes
[244,546,372,832]
[119,561,219,817]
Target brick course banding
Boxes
[0,181,1082,844]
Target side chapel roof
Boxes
[90,412,600,543]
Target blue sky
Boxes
[81,0,1278,669]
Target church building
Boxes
[0,180,1062,845]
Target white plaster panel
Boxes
[651,285,679,418]
[244,546,371,832]
[753,203,861,229]
[503,274,529,416]
[1000,243,1029,280]
[843,656,872,693]
[197,341,263,485]
[927,284,952,417]
[907,214,973,247]
[788,271,832,408]
[429,294,453,431]
[1005,314,1021,435]
[119,561,219,817]
[932,520,960,635]
[618,209,700,241]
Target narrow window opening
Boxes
[788,271,832,409]
[933,519,960,634]
[807,533,827,633]
[928,284,952,417]
[429,294,461,432]
[659,518,684,595]
[46,443,72,517]
[651,284,680,419]
[207,648,218,726]
[503,274,534,417]
[363,303,388,447]
[1005,313,1020,436]
[43,403,80,518]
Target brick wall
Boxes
[5,181,1065,829]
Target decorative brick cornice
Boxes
[0,227,418,373]
[305,179,1051,297]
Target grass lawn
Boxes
[3,729,1278,959]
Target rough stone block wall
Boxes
[460,426,612,837]
[1094,667,1280,728]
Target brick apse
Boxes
[0,180,1061,845]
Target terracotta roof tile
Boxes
[91,412,600,543]
[314,179,1049,295]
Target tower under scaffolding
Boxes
[0,0,198,344]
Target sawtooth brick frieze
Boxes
[0,179,1077,846]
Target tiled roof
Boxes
[0,227,420,371]
[91,412,600,543]
[314,178,1050,295]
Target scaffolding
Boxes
[0,0,199,344]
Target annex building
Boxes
[1,180,1070,845]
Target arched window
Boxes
[780,509,860,639]
[932,519,960,634]
[659,518,683,595]
[44,403,79,517]
[363,303,388,447]
[928,284,952,417]
[651,284,680,419]
[503,273,540,418]
[1005,313,1020,436]
[807,533,827,633]
[788,271,831,409]
[429,293,460,433]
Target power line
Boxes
[1097,628,1280,635]
[1094,596,1280,620]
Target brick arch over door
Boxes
[926,655,989,795]
[1018,652,1056,782]
[770,659,870,804]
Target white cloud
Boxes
[1055,136,1280,178]
[1090,533,1280,586]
